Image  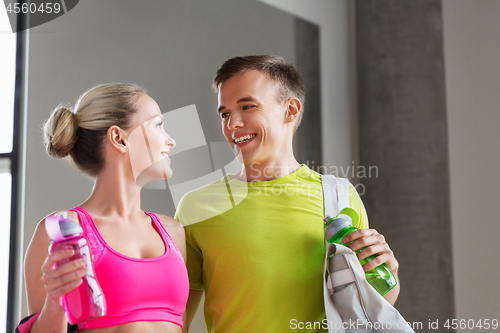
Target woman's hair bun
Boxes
[43,104,79,159]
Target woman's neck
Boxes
[80,164,143,220]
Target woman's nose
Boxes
[166,134,175,148]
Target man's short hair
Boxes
[213,55,306,131]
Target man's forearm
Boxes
[383,271,400,306]
[182,289,204,333]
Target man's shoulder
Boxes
[292,164,322,184]
[176,175,244,226]
[178,176,229,203]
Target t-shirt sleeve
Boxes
[175,202,204,291]
[349,183,369,230]
[185,226,204,290]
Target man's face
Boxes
[217,70,292,166]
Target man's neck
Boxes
[237,159,302,182]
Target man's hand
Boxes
[341,228,400,305]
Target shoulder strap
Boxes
[321,174,350,217]
[69,207,105,265]
[320,174,351,333]
[146,212,184,261]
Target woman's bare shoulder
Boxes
[30,210,80,244]
[155,213,183,229]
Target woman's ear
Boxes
[107,126,128,153]
[285,97,302,124]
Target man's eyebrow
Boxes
[217,96,258,113]
[237,96,258,104]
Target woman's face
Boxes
[127,94,175,184]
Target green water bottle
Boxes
[324,209,397,296]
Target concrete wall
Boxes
[18,1,295,331]
[442,0,500,326]
[356,0,454,326]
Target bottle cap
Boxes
[324,217,352,242]
[59,220,83,237]
[45,212,83,241]
[323,214,335,225]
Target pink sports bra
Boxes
[69,206,189,330]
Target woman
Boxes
[18,84,188,332]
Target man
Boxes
[176,55,400,332]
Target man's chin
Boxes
[232,145,243,162]
[232,144,264,166]
[234,149,255,165]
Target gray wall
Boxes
[260,0,358,172]
[19,1,295,330]
[442,0,500,327]
[356,0,454,327]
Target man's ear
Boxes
[284,97,302,124]
[107,125,128,153]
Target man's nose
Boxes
[227,113,244,130]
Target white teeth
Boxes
[234,134,256,144]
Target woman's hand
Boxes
[40,249,87,309]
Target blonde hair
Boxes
[43,83,145,177]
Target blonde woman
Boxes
[18,84,188,333]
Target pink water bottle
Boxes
[45,212,106,324]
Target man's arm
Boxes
[383,272,400,305]
[182,289,204,333]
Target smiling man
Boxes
[175,55,400,333]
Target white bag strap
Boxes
[321,174,350,217]
[321,174,351,333]
[321,174,338,218]
[337,177,350,212]
[323,264,345,333]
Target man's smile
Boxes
[233,134,257,145]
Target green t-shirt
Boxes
[175,165,368,333]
